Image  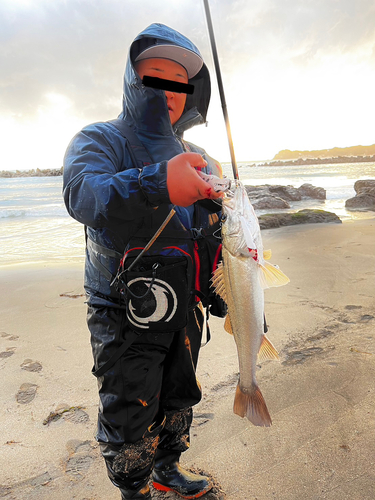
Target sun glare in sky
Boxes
[4,55,374,172]
[1,0,375,170]
[186,54,374,163]
[0,94,84,172]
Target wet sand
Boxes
[0,218,374,499]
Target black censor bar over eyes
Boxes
[142,76,194,95]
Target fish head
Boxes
[221,199,242,256]
[221,182,263,260]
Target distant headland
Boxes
[0,167,63,178]
[273,144,375,160]
[257,154,375,167]
[254,144,375,167]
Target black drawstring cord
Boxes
[118,263,159,300]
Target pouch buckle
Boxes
[191,227,203,240]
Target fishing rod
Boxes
[203,0,239,181]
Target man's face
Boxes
[135,58,188,125]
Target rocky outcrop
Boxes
[298,183,326,200]
[345,179,375,210]
[245,183,326,209]
[268,185,302,201]
[259,209,342,229]
[354,179,375,197]
[252,195,291,210]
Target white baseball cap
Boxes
[134,44,203,79]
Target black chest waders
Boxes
[88,119,226,379]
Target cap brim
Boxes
[135,44,203,79]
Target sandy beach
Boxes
[0,218,374,500]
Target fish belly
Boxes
[223,249,264,388]
[223,248,271,426]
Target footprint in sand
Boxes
[16,383,38,404]
[64,440,95,481]
[1,332,19,360]
[63,407,90,424]
[0,347,16,359]
[360,314,374,322]
[193,413,215,427]
[21,359,43,372]
[1,332,19,341]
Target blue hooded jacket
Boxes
[63,23,222,306]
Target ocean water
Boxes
[0,162,374,267]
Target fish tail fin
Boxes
[259,262,290,288]
[258,334,279,362]
[233,383,272,427]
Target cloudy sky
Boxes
[1,0,374,170]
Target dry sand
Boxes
[0,218,374,500]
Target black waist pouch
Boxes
[117,255,191,333]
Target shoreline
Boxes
[1,216,373,270]
[0,215,375,272]
[1,219,374,499]
[1,155,375,177]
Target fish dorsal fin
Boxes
[211,262,227,303]
[224,314,233,335]
[259,262,290,289]
[263,249,272,260]
[258,335,279,362]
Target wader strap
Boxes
[92,329,140,378]
[87,239,123,259]
[87,238,121,282]
[108,119,153,167]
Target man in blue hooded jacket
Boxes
[63,23,225,499]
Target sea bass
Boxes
[212,181,289,426]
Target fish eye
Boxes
[221,213,227,222]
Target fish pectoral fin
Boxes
[233,383,272,427]
[263,249,272,260]
[258,334,279,362]
[224,314,233,335]
[259,262,290,289]
[211,262,227,303]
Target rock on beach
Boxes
[245,183,326,210]
[258,209,342,229]
[345,179,375,210]
[242,183,340,228]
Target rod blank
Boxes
[203,0,239,180]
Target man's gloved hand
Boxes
[167,153,223,207]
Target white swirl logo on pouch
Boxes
[127,277,178,329]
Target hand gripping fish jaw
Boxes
[196,171,231,193]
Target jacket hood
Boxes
[120,23,211,136]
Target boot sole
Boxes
[152,481,212,499]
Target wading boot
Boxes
[120,480,151,499]
[152,451,212,499]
